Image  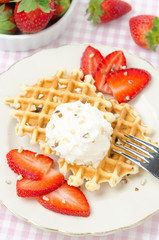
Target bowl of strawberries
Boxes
[0,0,77,51]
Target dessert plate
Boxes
[0,44,159,236]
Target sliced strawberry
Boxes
[106,68,151,103]
[17,168,64,198]
[80,45,104,76]
[38,181,90,217]
[7,149,53,180]
[94,50,127,94]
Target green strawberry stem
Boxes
[12,0,53,13]
[55,0,70,17]
[146,17,159,51]
[86,0,104,26]
[0,5,16,35]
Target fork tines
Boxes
[113,134,158,165]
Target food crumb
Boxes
[43,196,49,201]
[18,146,23,153]
[30,105,37,112]
[135,187,139,191]
[141,178,147,186]
[75,88,82,93]
[17,175,23,180]
[125,96,130,101]
[5,180,12,184]
[38,93,44,99]
[62,198,66,204]
[124,71,127,76]
[121,178,127,184]
[89,53,95,58]
[53,96,58,102]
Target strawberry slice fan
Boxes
[6,149,90,217]
[93,50,127,94]
[80,45,151,103]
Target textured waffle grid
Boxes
[4,68,115,156]
[4,69,152,192]
[59,99,151,191]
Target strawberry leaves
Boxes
[86,0,104,26]
[13,0,53,13]
[0,5,16,34]
[146,17,159,51]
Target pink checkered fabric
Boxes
[1,0,159,239]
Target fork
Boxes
[113,134,159,179]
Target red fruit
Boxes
[94,50,126,95]
[80,45,104,76]
[6,149,53,180]
[106,68,151,103]
[52,0,70,21]
[17,168,64,197]
[0,4,17,34]
[129,15,159,51]
[38,181,90,217]
[86,0,131,25]
[14,0,55,34]
[0,0,10,2]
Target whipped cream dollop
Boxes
[46,101,113,168]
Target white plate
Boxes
[0,44,159,236]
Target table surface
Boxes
[1,0,159,239]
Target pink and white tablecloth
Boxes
[1,0,159,239]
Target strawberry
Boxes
[0,0,11,2]
[0,4,17,34]
[129,15,159,51]
[6,149,53,180]
[106,68,151,103]
[52,0,70,21]
[38,181,90,217]
[86,0,132,26]
[80,45,104,76]
[17,168,64,197]
[94,50,127,95]
[14,0,55,33]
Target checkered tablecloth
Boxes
[1,0,159,239]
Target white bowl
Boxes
[0,0,78,52]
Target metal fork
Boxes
[113,134,159,179]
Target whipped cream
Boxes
[46,101,113,168]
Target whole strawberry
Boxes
[0,4,17,34]
[86,0,132,25]
[52,0,70,21]
[14,0,55,34]
[129,15,159,51]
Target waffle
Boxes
[59,99,152,191]
[4,68,115,156]
[4,68,152,192]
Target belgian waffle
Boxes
[4,68,152,191]
[4,68,115,156]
